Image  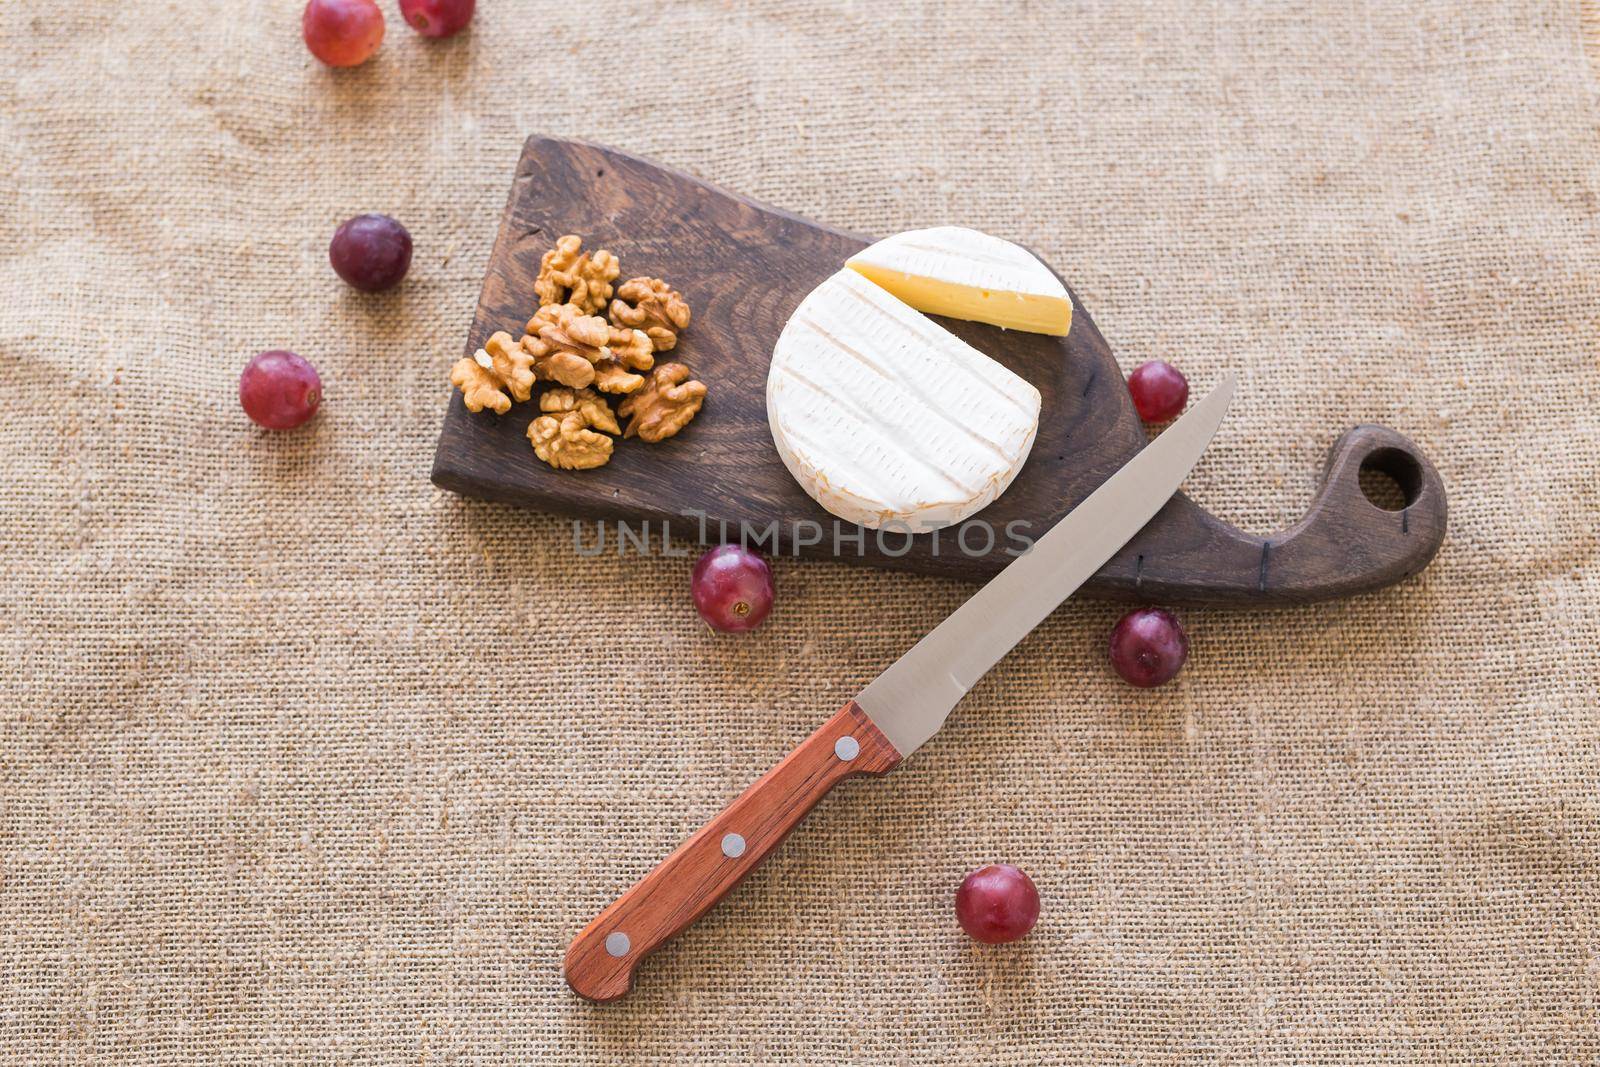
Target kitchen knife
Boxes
[565,373,1237,1001]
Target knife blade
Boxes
[565,373,1236,1002]
[856,370,1236,755]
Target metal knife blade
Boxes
[855,372,1236,756]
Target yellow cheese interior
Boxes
[846,262,1073,336]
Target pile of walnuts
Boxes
[449,235,706,470]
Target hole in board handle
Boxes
[1358,447,1424,512]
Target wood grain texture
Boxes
[564,701,901,1002]
[432,136,1447,603]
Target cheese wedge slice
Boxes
[767,269,1041,530]
[845,226,1073,336]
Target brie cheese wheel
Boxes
[845,225,1073,336]
[767,268,1041,530]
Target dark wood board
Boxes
[432,137,1446,604]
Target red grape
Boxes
[399,0,475,37]
[240,350,322,430]
[691,545,774,632]
[1108,606,1188,688]
[955,864,1039,944]
[302,0,385,68]
[1127,360,1189,423]
[329,214,412,292]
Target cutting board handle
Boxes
[1273,422,1447,596]
[1097,422,1447,604]
[564,701,902,1002]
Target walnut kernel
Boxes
[607,326,655,371]
[587,325,653,395]
[540,386,620,434]
[449,331,536,414]
[534,235,620,315]
[610,277,692,351]
[527,387,618,470]
[523,303,614,389]
[617,362,707,442]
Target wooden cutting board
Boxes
[431,136,1446,604]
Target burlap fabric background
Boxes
[3,1,1598,1062]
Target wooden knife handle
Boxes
[564,700,902,1002]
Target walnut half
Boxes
[527,387,619,469]
[534,235,620,315]
[592,325,653,394]
[522,303,611,389]
[449,331,536,414]
[610,277,691,352]
[617,363,706,442]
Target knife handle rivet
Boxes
[834,736,860,762]
[720,832,746,858]
[605,931,630,958]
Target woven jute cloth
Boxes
[4,1,1599,1063]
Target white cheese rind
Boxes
[848,226,1067,298]
[844,226,1073,335]
[767,268,1041,531]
